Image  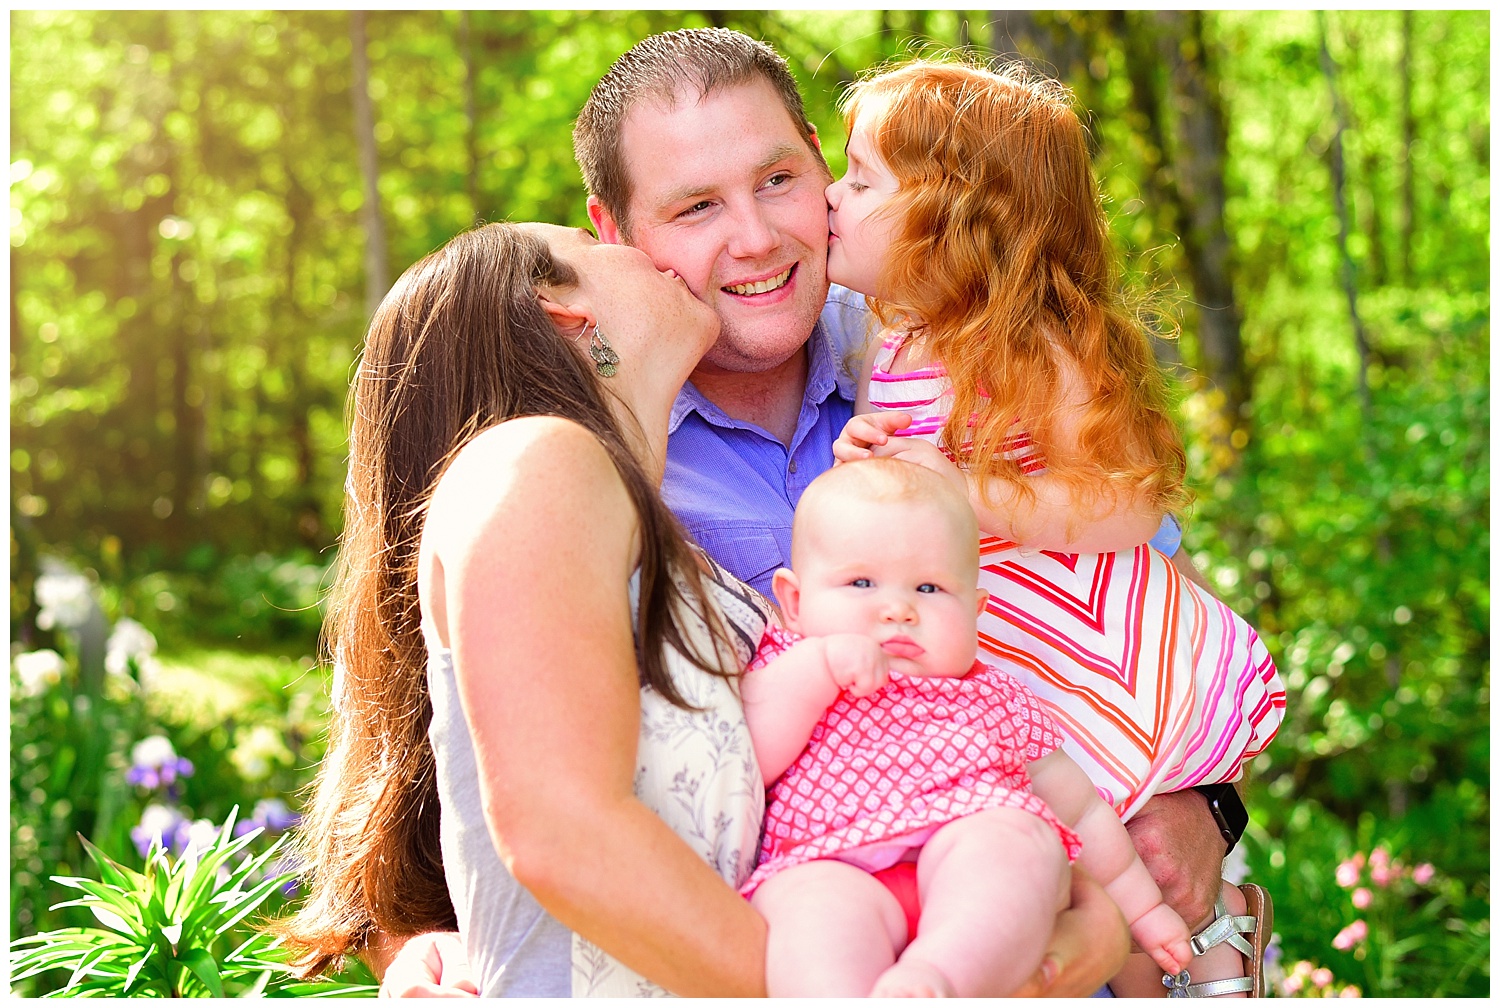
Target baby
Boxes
[739,457,1191,997]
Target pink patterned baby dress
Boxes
[741,624,1082,898]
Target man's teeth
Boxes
[724,266,792,296]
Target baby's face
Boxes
[782,495,985,679]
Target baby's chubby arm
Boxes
[740,633,889,787]
[1028,750,1192,976]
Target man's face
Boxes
[591,77,832,376]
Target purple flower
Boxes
[130,803,187,859]
[126,735,194,791]
[234,797,301,837]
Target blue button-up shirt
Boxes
[662,285,1179,599]
[662,285,870,599]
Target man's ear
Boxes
[533,288,593,339]
[587,196,624,246]
[770,568,802,632]
[975,587,990,618]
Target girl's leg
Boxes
[750,857,909,996]
[876,807,1071,997]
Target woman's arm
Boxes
[423,417,766,996]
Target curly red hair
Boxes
[843,59,1189,517]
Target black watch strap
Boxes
[1192,782,1248,854]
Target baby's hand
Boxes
[1130,902,1193,978]
[822,634,890,698]
[833,411,912,462]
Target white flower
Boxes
[136,802,182,838]
[1222,836,1250,884]
[181,817,219,852]
[34,562,94,631]
[130,734,178,769]
[105,618,157,677]
[13,648,65,696]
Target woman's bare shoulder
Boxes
[427,415,628,551]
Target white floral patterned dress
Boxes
[427,555,768,997]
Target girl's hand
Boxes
[868,436,970,501]
[833,411,913,462]
[822,633,890,698]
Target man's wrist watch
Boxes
[1192,782,1248,854]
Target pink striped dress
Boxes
[868,330,1285,819]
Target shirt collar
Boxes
[668,318,852,434]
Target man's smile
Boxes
[722,264,795,297]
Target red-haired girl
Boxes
[825,59,1284,997]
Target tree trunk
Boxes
[1398,10,1416,285]
[1316,12,1373,416]
[1153,11,1250,433]
[350,10,389,319]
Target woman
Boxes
[280,221,1126,996]
[280,221,773,995]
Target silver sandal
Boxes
[1162,883,1272,997]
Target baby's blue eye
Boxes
[916,583,939,594]
[850,578,873,588]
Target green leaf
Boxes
[179,945,225,998]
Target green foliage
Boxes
[11,812,375,997]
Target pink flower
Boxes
[1281,974,1305,995]
[1412,863,1436,885]
[1335,860,1361,888]
[1351,887,1373,909]
[1332,920,1368,950]
[1369,846,1390,870]
[1312,968,1334,988]
[1339,984,1362,998]
[1370,862,1393,887]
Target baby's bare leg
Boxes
[750,858,909,997]
[877,808,1071,997]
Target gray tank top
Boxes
[426,560,769,996]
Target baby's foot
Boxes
[871,959,954,998]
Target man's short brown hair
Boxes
[573,27,826,238]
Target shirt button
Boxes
[788,458,798,474]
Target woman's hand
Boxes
[375,931,478,998]
[1012,865,1129,997]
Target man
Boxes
[381,27,1235,996]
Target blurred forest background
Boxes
[9,9,1488,997]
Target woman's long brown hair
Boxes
[274,222,738,974]
[846,59,1190,519]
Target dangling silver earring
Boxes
[585,322,619,378]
